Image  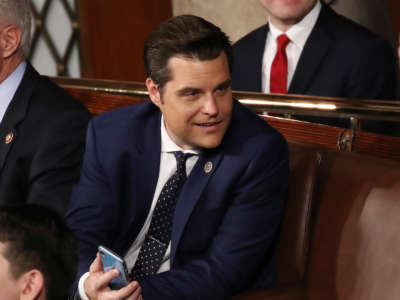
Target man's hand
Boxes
[84,253,142,300]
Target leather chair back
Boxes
[275,142,322,284]
[307,149,400,299]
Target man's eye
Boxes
[183,90,199,98]
[215,86,229,94]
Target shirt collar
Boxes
[268,0,321,50]
[0,61,26,95]
[160,115,200,155]
[0,61,27,121]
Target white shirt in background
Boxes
[261,1,321,93]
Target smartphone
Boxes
[98,245,131,290]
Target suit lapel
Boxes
[288,4,334,94]
[126,109,162,244]
[170,150,222,262]
[253,25,269,92]
[0,63,38,171]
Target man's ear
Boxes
[19,269,45,300]
[146,77,162,108]
[0,25,22,59]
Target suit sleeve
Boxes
[139,133,289,300]
[346,37,399,135]
[26,107,91,215]
[346,37,398,100]
[65,120,120,283]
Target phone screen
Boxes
[98,245,131,290]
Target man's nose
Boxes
[201,95,219,116]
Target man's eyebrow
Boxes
[176,79,231,95]
[215,79,232,91]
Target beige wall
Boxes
[172,0,267,43]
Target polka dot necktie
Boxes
[131,151,193,279]
[270,34,291,94]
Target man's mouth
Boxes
[195,120,222,127]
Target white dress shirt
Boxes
[79,116,200,299]
[0,61,26,123]
[261,1,321,93]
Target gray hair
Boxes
[0,0,32,59]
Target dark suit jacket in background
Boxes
[66,100,288,300]
[232,1,398,133]
[0,63,91,215]
[330,0,396,48]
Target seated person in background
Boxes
[0,204,78,300]
[0,0,91,214]
[66,14,289,300]
[232,0,398,134]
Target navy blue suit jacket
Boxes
[66,100,288,300]
[232,2,398,133]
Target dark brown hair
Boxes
[144,14,233,90]
[0,205,77,300]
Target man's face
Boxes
[147,52,233,150]
[259,0,318,30]
[0,243,19,300]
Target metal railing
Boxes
[53,77,400,129]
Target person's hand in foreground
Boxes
[84,253,142,300]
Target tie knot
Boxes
[173,151,194,175]
[277,34,290,50]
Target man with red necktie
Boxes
[232,0,398,134]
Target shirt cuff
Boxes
[78,272,91,300]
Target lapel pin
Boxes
[5,132,14,144]
[204,161,213,174]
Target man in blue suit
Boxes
[66,15,288,300]
[232,0,398,133]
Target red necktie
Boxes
[270,34,290,94]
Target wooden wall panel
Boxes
[387,0,400,39]
[78,0,172,81]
